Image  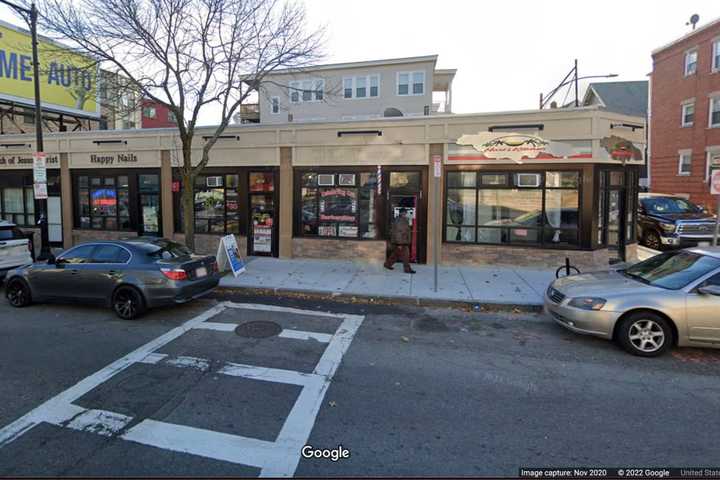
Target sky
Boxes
[1,0,719,123]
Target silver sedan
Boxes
[545,247,720,356]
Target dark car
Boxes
[638,194,717,250]
[4,238,221,320]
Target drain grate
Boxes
[235,321,282,338]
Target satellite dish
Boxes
[383,107,403,117]
[687,14,700,30]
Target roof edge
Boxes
[651,16,720,55]
[262,55,440,75]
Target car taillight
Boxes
[161,268,188,281]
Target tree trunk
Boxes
[182,169,195,251]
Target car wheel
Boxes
[112,286,146,320]
[6,278,31,308]
[617,312,673,357]
[643,230,662,251]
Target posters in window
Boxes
[253,226,272,253]
[320,188,357,222]
[338,225,358,237]
[142,206,159,233]
[318,224,337,237]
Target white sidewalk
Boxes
[219,257,559,306]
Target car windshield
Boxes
[0,228,15,240]
[641,197,703,214]
[623,251,720,290]
[146,239,192,259]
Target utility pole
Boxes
[574,59,579,107]
[1,1,50,260]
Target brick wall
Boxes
[171,233,248,257]
[71,229,139,245]
[651,21,720,211]
[292,238,387,264]
[69,230,246,258]
[442,243,610,270]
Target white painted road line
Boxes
[262,314,365,478]
[139,352,168,365]
[278,329,333,343]
[0,302,228,448]
[224,301,348,319]
[198,321,334,344]
[193,322,237,332]
[0,302,365,479]
[165,356,211,371]
[64,409,134,437]
[218,362,324,387]
[121,419,288,470]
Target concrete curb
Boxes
[213,286,544,313]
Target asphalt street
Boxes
[0,290,719,477]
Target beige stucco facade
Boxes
[0,106,645,269]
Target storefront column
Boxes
[60,153,73,250]
[426,143,444,264]
[278,146,293,258]
[160,150,174,238]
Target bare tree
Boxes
[30,0,323,249]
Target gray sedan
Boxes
[4,238,222,320]
[545,247,720,356]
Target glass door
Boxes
[138,174,161,236]
[385,170,425,263]
[605,171,626,263]
[249,172,275,256]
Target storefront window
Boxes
[77,174,131,230]
[0,174,36,227]
[176,174,241,234]
[75,172,158,232]
[297,171,380,240]
[445,170,581,248]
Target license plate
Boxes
[196,267,207,278]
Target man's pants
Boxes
[385,244,412,272]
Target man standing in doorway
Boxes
[384,208,416,274]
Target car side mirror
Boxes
[698,285,720,296]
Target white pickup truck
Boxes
[0,221,34,281]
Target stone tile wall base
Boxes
[442,243,610,270]
[292,238,387,264]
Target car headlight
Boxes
[659,222,676,233]
[568,297,606,310]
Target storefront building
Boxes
[0,106,645,269]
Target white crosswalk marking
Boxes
[0,301,364,477]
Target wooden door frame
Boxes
[383,166,428,264]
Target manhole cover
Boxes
[235,321,282,338]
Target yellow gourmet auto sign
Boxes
[0,20,99,118]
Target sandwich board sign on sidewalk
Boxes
[216,234,246,277]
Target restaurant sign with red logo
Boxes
[450,132,587,164]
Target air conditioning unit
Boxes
[516,173,541,188]
[206,176,223,187]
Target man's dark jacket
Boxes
[391,216,411,245]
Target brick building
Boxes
[650,16,720,210]
[140,99,177,129]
